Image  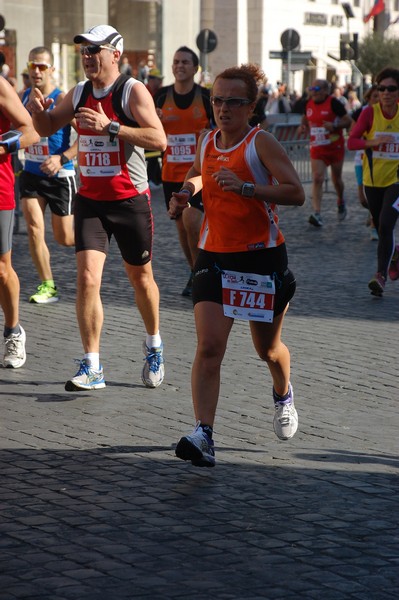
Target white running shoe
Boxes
[142,342,164,388]
[3,326,26,368]
[273,383,298,440]
[65,359,106,391]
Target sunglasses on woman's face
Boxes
[211,96,251,108]
[377,85,399,93]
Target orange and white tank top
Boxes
[161,85,210,182]
[198,127,285,253]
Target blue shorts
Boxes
[355,164,363,186]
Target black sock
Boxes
[200,423,213,439]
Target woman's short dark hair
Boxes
[375,67,399,86]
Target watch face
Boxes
[109,121,120,135]
[242,183,255,197]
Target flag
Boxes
[363,0,385,24]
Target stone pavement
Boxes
[1,155,398,600]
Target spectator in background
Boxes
[146,68,164,97]
[266,82,291,114]
[249,85,269,128]
[119,55,132,77]
[18,68,30,99]
[347,89,362,115]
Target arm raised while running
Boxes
[27,86,76,137]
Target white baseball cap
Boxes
[74,25,124,54]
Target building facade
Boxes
[0,0,397,95]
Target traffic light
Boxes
[350,33,359,61]
[339,33,359,61]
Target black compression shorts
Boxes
[74,192,154,266]
[192,246,296,318]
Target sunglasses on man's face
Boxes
[377,85,399,93]
[27,62,52,71]
[80,45,113,56]
[309,86,322,92]
[211,96,252,108]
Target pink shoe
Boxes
[388,246,399,281]
[368,272,386,297]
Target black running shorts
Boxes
[19,171,76,216]
[74,192,154,266]
[192,245,296,318]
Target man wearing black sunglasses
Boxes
[20,46,78,306]
[300,79,352,227]
[27,25,167,392]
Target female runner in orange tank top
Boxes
[168,64,305,468]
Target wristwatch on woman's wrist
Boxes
[241,182,256,197]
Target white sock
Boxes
[146,332,162,349]
[84,353,100,370]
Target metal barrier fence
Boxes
[268,122,328,189]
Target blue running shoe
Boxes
[65,359,106,391]
[175,422,216,467]
[142,342,165,388]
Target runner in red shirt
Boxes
[300,79,352,227]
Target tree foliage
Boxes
[357,33,399,80]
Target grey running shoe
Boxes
[65,359,106,391]
[175,422,215,467]
[337,202,347,221]
[3,326,26,368]
[273,383,298,441]
[309,213,323,227]
[142,342,164,388]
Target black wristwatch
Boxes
[60,153,69,166]
[241,182,256,198]
[108,120,120,142]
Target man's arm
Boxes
[26,86,76,137]
[74,81,167,152]
[0,77,39,154]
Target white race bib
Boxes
[166,133,196,163]
[78,135,122,177]
[24,137,50,162]
[221,270,275,322]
